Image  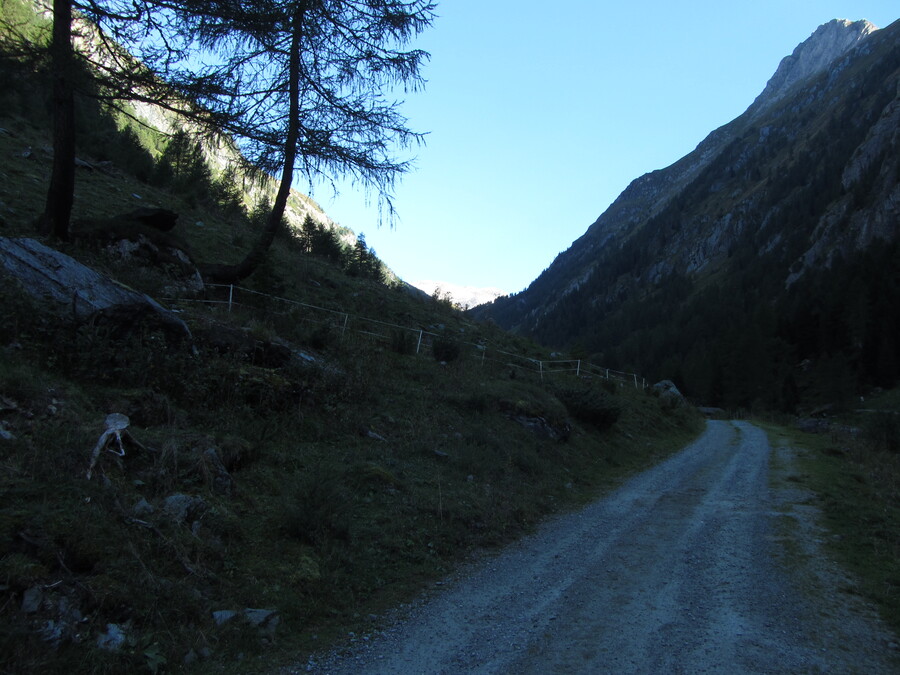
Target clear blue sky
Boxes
[312,1,898,295]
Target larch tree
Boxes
[31,0,238,239]
[171,0,436,282]
[38,0,76,240]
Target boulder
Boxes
[653,380,686,408]
[21,586,43,613]
[96,623,127,651]
[162,493,206,524]
[243,608,280,638]
[0,237,190,339]
[132,498,155,518]
[212,609,238,626]
[212,608,280,638]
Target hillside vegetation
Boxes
[0,25,701,675]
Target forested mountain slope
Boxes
[475,19,900,411]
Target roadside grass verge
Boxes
[761,421,900,634]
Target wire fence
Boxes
[167,283,648,389]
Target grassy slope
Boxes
[760,404,900,636]
[0,98,702,674]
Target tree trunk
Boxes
[200,10,303,284]
[39,0,76,240]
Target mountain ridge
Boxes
[750,19,878,115]
[474,17,900,409]
[555,18,884,299]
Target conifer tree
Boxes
[175,0,435,282]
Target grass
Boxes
[0,81,704,674]
[761,416,900,634]
[0,276,702,673]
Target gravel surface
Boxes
[293,420,899,674]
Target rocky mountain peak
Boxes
[751,19,878,114]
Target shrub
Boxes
[391,329,418,355]
[432,335,461,363]
[863,412,900,453]
[282,469,352,546]
[306,322,335,350]
[553,385,621,431]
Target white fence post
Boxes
[228,284,234,312]
[576,360,581,377]
[416,329,423,355]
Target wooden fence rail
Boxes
[166,284,648,389]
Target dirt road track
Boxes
[296,420,899,674]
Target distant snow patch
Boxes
[413,280,507,309]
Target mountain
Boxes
[414,280,507,309]
[474,18,900,411]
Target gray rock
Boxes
[21,586,42,613]
[653,380,686,408]
[183,648,198,666]
[40,619,64,645]
[39,594,84,648]
[96,623,127,651]
[212,609,238,626]
[752,20,876,115]
[243,608,280,637]
[132,498,155,517]
[163,493,206,523]
[0,237,190,339]
[212,608,280,638]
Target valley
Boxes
[0,3,898,673]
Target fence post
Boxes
[576,360,581,377]
[341,313,349,340]
[228,284,234,313]
[539,360,544,382]
[633,373,638,389]
[415,329,423,355]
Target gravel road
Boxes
[296,420,899,674]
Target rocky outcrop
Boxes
[750,19,877,115]
[0,237,191,338]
